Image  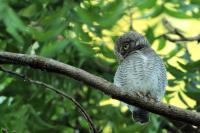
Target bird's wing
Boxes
[155,55,167,97]
[143,49,167,100]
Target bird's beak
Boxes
[117,54,124,63]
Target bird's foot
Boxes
[135,91,145,98]
[146,92,157,102]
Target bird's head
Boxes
[115,31,149,61]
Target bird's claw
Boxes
[134,92,157,102]
[146,92,157,102]
[135,91,145,97]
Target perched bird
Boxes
[114,31,167,124]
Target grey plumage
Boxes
[114,31,167,124]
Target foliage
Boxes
[0,0,199,132]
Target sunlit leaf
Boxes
[145,25,156,44]
[99,44,115,59]
[178,60,200,72]
[98,0,125,28]
[184,83,200,102]
[164,44,182,61]
[178,91,191,108]
[164,7,192,19]
[167,63,185,79]
[157,37,166,51]
[138,5,163,19]
[133,0,156,9]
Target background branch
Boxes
[0,52,200,126]
[162,18,200,43]
[129,12,134,31]
[0,66,98,133]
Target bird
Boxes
[114,31,167,124]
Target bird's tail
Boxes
[132,108,149,124]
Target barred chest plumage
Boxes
[114,47,167,103]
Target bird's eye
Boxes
[123,43,129,50]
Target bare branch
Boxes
[0,66,98,133]
[163,34,200,42]
[0,52,200,126]
[129,12,134,31]
[127,4,135,31]
[162,18,200,43]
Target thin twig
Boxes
[163,34,200,42]
[128,5,135,31]
[0,66,98,133]
[129,12,134,31]
[162,18,200,43]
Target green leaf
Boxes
[28,105,56,129]
[73,39,94,56]
[76,0,125,28]
[137,5,163,19]
[184,83,200,102]
[145,25,156,44]
[181,49,191,61]
[164,7,192,19]
[190,0,200,5]
[192,12,200,18]
[19,4,39,18]
[75,6,96,26]
[0,76,13,91]
[99,44,115,59]
[167,64,185,79]
[133,0,157,10]
[164,44,182,61]
[118,124,143,132]
[30,25,65,41]
[40,8,68,27]
[157,37,166,51]
[184,91,200,102]
[178,60,200,72]
[0,2,26,43]
[178,91,190,107]
[40,40,70,57]
[98,0,125,28]
[167,79,178,87]
[166,90,175,95]
[78,117,88,129]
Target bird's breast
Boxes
[114,52,158,94]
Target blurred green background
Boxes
[0,0,200,132]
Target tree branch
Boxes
[129,11,134,31]
[0,66,98,133]
[162,18,200,43]
[0,52,200,126]
[163,34,200,42]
